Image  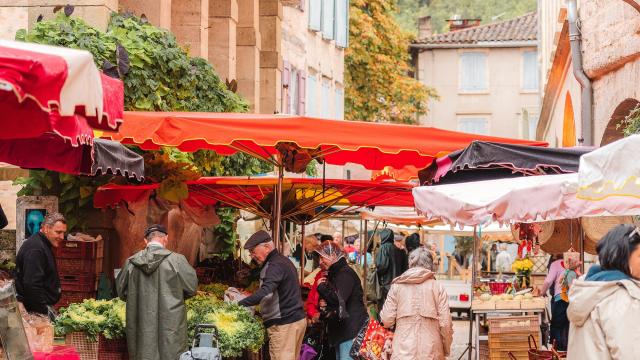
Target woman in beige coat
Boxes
[380,248,453,360]
[567,224,640,360]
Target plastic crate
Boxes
[98,336,127,353]
[488,315,540,334]
[65,332,98,360]
[97,352,127,360]
[56,291,96,310]
[55,239,104,260]
[60,274,97,292]
[57,258,103,276]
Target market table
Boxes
[471,308,545,360]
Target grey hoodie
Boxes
[567,278,640,360]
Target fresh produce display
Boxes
[198,283,229,299]
[186,295,264,357]
[54,299,126,341]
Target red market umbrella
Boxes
[0,39,124,143]
[104,111,547,242]
[94,177,415,224]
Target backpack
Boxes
[366,263,380,302]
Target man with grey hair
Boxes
[116,224,198,360]
[15,212,66,316]
[238,230,305,360]
[495,243,513,273]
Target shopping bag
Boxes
[349,320,369,359]
[358,318,394,360]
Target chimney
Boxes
[447,14,481,31]
[418,16,432,39]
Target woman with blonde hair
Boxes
[380,248,453,360]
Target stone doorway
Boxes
[601,98,640,146]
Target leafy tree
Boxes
[346,0,438,124]
[395,0,537,35]
[619,104,640,137]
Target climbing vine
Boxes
[618,104,640,137]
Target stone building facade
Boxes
[537,0,640,146]
[411,13,541,140]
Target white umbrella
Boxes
[578,135,640,200]
[412,173,640,226]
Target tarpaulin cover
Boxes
[0,135,144,179]
[360,207,440,226]
[0,40,124,141]
[578,134,640,201]
[95,177,416,224]
[104,112,547,172]
[419,141,592,185]
[412,173,640,226]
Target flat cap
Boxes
[244,230,272,249]
[144,224,168,238]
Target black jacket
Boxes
[239,250,305,328]
[15,232,61,314]
[375,230,408,289]
[0,205,7,230]
[317,257,369,346]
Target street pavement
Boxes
[448,319,473,360]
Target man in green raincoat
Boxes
[116,224,198,360]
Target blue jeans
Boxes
[335,339,354,359]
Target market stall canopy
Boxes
[412,173,640,226]
[577,135,640,201]
[0,135,144,179]
[0,40,124,139]
[360,207,441,226]
[95,177,415,224]
[104,112,547,173]
[424,223,514,242]
[419,141,592,185]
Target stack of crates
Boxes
[488,315,540,360]
[54,237,104,309]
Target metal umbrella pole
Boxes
[363,220,368,303]
[461,225,478,360]
[273,164,285,251]
[300,223,306,285]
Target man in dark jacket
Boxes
[239,230,306,360]
[116,224,198,360]
[375,229,408,308]
[316,242,368,360]
[15,212,65,317]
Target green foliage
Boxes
[395,0,537,35]
[54,299,126,341]
[17,12,248,112]
[14,171,111,231]
[186,295,265,357]
[346,0,438,124]
[618,104,640,137]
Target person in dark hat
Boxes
[116,224,197,360]
[238,230,306,360]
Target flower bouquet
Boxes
[511,258,534,289]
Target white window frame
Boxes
[521,50,539,93]
[458,51,489,94]
[457,116,489,135]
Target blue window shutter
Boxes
[522,51,538,91]
[335,87,344,119]
[322,0,335,40]
[307,75,316,116]
[460,52,487,92]
[335,0,349,47]
[458,118,488,135]
[298,71,306,115]
[309,0,321,31]
[321,79,331,118]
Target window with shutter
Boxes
[299,72,306,115]
[289,68,299,115]
[321,79,331,118]
[522,51,539,92]
[322,0,335,40]
[309,0,321,31]
[282,61,291,114]
[459,52,488,92]
[307,75,317,116]
[335,87,344,119]
[458,117,488,135]
[335,0,348,48]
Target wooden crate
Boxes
[472,300,495,310]
[488,315,540,334]
[520,298,546,310]
[494,300,521,310]
[489,331,539,360]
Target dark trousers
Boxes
[550,299,570,351]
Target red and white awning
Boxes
[0,39,123,145]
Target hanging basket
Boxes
[511,222,555,243]
[540,219,597,255]
[581,216,633,242]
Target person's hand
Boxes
[318,278,327,286]
[319,299,327,307]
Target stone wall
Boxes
[580,0,640,79]
[0,230,16,263]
